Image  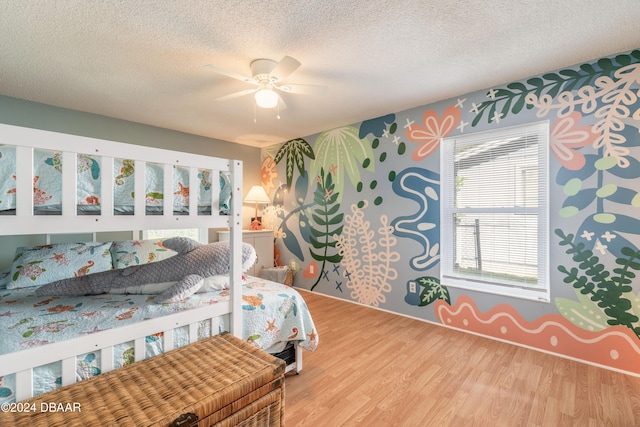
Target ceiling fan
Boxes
[204,56,328,109]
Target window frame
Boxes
[440,121,550,302]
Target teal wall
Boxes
[0,95,262,269]
[261,49,640,375]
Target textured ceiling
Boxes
[1,1,640,147]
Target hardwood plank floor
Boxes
[285,290,640,426]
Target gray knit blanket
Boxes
[35,237,257,303]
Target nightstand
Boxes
[217,229,274,276]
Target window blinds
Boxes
[441,121,549,299]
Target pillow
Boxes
[110,239,177,269]
[7,242,113,289]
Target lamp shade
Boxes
[244,185,270,204]
[254,88,279,109]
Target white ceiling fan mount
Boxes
[205,56,328,110]
[250,58,279,83]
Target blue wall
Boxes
[262,49,640,375]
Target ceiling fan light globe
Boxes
[255,88,279,108]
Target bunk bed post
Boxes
[229,160,243,338]
[14,145,34,219]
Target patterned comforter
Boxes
[0,276,318,402]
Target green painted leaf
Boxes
[615,54,632,66]
[274,138,315,189]
[598,58,613,73]
[324,254,343,263]
[545,72,566,80]
[327,214,344,225]
[415,276,450,306]
[326,204,340,215]
[309,250,325,261]
[555,294,608,332]
[623,291,640,326]
[310,126,374,201]
[526,77,543,87]
[512,93,526,114]
[311,213,329,226]
[506,82,527,92]
[580,63,596,74]
[308,169,344,291]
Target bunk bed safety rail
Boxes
[0,123,234,236]
[4,302,231,401]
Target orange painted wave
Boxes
[434,295,640,376]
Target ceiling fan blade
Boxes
[277,95,287,111]
[270,56,301,81]
[277,84,329,96]
[204,64,255,84]
[215,88,257,101]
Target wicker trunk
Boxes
[1,333,285,427]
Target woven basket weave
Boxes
[1,333,285,427]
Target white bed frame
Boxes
[0,123,245,401]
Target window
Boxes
[440,122,549,301]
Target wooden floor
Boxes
[284,290,640,426]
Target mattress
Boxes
[0,333,285,426]
[0,276,318,402]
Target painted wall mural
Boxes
[261,49,640,376]
[335,202,399,306]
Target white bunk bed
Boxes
[0,124,316,403]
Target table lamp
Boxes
[244,185,270,230]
